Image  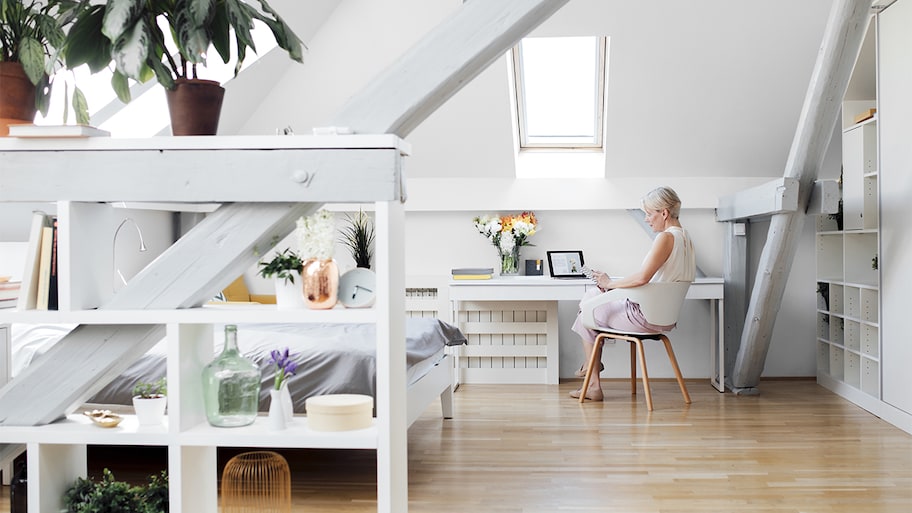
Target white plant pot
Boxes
[275,274,305,309]
[133,395,167,426]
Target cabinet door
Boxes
[879,0,912,415]
[841,123,876,231]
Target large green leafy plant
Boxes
[64,468,168,513]
[0,0,89,121]
[64,0,304,103]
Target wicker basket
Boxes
[221,451,291,513]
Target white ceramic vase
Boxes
[132,395,167,426]
[280,383,294,423]
[268,389,286,431]
[275,273,305,309]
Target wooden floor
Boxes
[2,379,911,512]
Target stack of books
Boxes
[0,278,21,309]
[451,267,494,280]
[18,211,58,310]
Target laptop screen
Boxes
[547,250,586,278]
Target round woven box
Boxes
[305,394,373,431]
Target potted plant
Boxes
[132,376,167,426]
[63,0,304,135]
[65,468,168,513]
[0,0,88,135]
[339,209,375,269]
[257,247,304,309]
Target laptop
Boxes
[546,250,590,279]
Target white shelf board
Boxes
[0,304,379,325]
[0,134,411,152]
[0,414,169,445]
[179,417,378,449]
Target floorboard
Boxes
[2,379,911,512]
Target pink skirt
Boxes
[571,289,675,344]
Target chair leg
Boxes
[578,335,605,403]
[629,343,637,395]
[661,335,692,405]
[632,338,654,411]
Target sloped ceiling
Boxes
[228,0,837,181]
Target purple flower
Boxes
[269,347,299,390]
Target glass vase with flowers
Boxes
[473,212,538,275]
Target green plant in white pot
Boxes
[63,0,305,134]
[257,247,304,309]
[132,376,167,426]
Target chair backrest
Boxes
[625,282,691,327]
[580,281,691,331]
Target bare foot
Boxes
[569,387,604,401]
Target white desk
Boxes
[449,277,725,391]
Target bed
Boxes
[9,317,465,425]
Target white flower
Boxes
[297,210,336,260]
[499,232,516,252]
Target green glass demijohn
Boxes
[201,325,261,427]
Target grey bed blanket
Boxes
[12,318,466,413]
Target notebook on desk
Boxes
[546,250,589,279]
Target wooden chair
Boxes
[578,282,692,410]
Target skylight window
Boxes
[512,36,607,149]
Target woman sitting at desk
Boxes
[570,186,696,401]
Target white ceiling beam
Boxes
[716,177,799,222]
[730,0,873,392]
[332,0,570,137]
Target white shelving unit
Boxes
[815,15,882,402]
[0,135,411,513]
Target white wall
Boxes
[223,0,842,379]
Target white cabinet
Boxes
[0,135,410,512]
[816,2,912,435]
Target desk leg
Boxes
[710,298,725,392]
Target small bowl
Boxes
[84,409,123,428]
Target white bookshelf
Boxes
[0,135,410,513]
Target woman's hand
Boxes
[591,271,611,292]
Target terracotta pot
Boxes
[0,62,38,136]
[164,78,225,136]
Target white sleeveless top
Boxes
[652,226,695,283]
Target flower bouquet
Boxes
[473,212,537,275]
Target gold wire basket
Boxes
[221,451,292,513]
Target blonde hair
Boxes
[642,186,682,218]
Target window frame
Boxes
[511,36,608,151]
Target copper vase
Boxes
[0,62,37,136]
[302,259,339,309]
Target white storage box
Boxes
[305,394,372,431]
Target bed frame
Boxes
[405,275,454,425]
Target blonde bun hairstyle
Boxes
[642,186,682,219]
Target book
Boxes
[48,218,59,310]
[35,225,55,310]
[452,267,494,275]
[452,274,493,280]
[0,281,21,301]
[7,124,111,138]
[0,297,17,309]
[17,211,52,310]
